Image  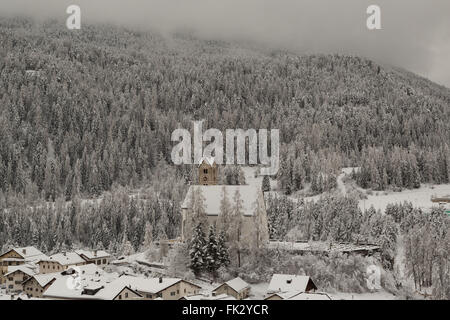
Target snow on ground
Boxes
[242,166,277,190]
[359,184,450,213]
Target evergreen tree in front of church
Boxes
[217,229,230,267]
[205,225,221,276]
[189,223,207,275]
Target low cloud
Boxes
[1,0,449,87]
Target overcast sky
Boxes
[1,0,449,88]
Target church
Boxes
[181,158,269,244]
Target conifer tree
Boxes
[205,225,220,275]
[189,223,206,275]
[217,229,230,267]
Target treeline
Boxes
[355,145,450,191]
[1,17,450,201]
[0,162,186,254]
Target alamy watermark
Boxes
[65,5,381,31]
[171,121,279,176]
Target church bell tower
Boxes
[198,157,217,185]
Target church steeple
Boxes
[198,157,217,185]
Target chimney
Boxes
[22,249,26,255]
[63,252,66,256]
[159,277,163,283]
[94,250,97,257]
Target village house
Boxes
[22,273,59,298]
[181,158,269,243]
[0,247,47,284]
[37,252,87,274]
[42,264,123,300]
[267,274,317,294]
[212,277,250,300]
[75,250,112,267]
[114,276,202,300]
[265,291,332,300]
[4,265,35,293]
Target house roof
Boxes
[24,273,59,287]
[288,292,332,300]
[182,185,261,216]
[5,265,35,277]
[213,293,237,300]
[265,291,331,300]
[75,250,111,260]
[95,281,142,300]
[43,265,117,300]
[111,276,201,294]
[267,274,316,293]
[41,252,85,266]
[214,277,249,293]
[1,247,46,261]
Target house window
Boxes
[203,169,208,174]
[177,290,179,294]
[203,176,208,181]
[103,259,106,264]
[171,292,175,296]
[118,295,122,300]
[125,292,129,298]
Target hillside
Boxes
[0,17,450,202]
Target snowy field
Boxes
[358,184,450,213]
[246,164,450,214]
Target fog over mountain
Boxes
[1,0,449,87]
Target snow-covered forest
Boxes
[1,18,450,202]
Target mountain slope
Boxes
[0,17,449,200]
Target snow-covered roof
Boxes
[266,291,331,300]
[94,280,142,300]
[42,252,86,266]
[1,246,46,260]
[215,277,249,293]
[213,293,237,300]
[182,185,261,216]
[75,250,111,260]
[288,292,332,300]
[43,266,118,300]
[198,156,215,166]
[25,273,60,287]
[110,276,200,294]
[181,294,208,300]
[5,265,35,277]
[267,274,316,293]
[65,263,105,276]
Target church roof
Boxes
[198,156,215,166]
[181,185,261,216]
